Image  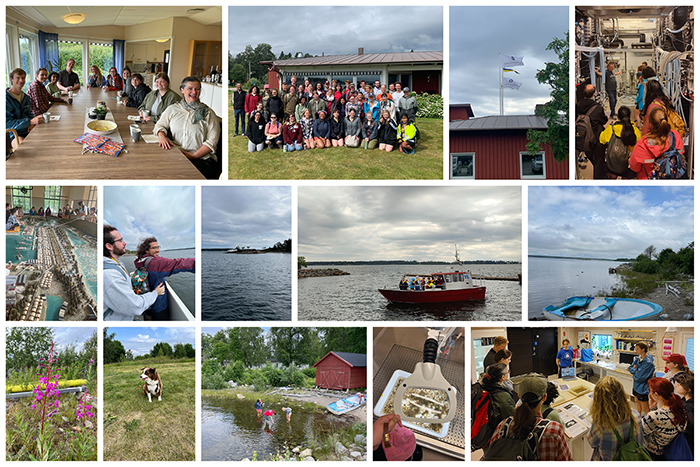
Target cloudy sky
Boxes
[450,6,568,116]
[50,326,96,351]
[107,327,195,356]
[529,187,694,259]
[229,7,443,57]
[202,186,291,249]
[104,186,195,251]
[299,186,521,262]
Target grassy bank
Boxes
[103,359,195,461]
[600,270,693,301]
[228,92,443,179]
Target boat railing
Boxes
[166,281,195,321]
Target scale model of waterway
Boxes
[201,396,355,461]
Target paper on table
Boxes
[142,135,160,143]
[50,115,61,121]
[127,115,141,121]
[558,409,588,439]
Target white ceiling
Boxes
[9,6,222,28]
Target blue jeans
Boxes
[286,142,303,152]
[234,109,245,134]
[607,90,617,118]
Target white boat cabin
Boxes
[399,271,476,291]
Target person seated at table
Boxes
[45,72,62,97]
[57,58,80,92]
[29,207,36,216]
[587,376,644,460]
[122,67,133,95]
[37,207,44,216]
[87,65,105,88]
[138,72,180,123]
[105,67,123,90]
[27,68,67,117]
[124,73,151,108]
[153,76,221,179]
[6,208,24,230]
[6,68,42,147]
[44,207,52,217]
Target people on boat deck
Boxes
[399,278,409,290]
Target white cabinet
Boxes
[132,44,148,62]
[200,83,222,118]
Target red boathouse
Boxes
[313,351,367,390]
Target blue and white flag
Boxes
[502,54,524,67]
[503,77,522,90]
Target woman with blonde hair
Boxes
[87,65,104,88]
[587,376,645,460]
[629,107,686,179]
[299,108,315,150]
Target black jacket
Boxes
[246,118,266,144]
[232,90,247,109]
[266,95,284,119]
[126,84,151,108]
[330,118,344,139]
[575,98,606,137]
[378,118,398,145]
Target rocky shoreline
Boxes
[298,268,350,278]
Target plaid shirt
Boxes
[587,411,643,460]
[27,79,64,117]
[489,415,573,461]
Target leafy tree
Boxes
[229,327,267,367]
[298,256,308,269]
[125,350,134,361]
[103,328,126,364]
[224,360,245,382]
[269,328,317,366]
[150,342,173,358]
[320,327,367,354]
[184,343,195,359]
[643,245,657,259]
[174,343,187,359]
[201,333,214,359]
[230,63,246,84]
[202,359,221,376]
[230,44,275,83]
[6,327,55,370]
[212,341,232,363]
[527,32,569,162]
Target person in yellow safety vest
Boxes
[397,114,417,154]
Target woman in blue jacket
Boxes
[628,341,655,415]
[313,110,331,148]
[6,68,42,146]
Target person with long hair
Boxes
[246,111,265,153]
[481,363,515,428]
[674,373,694,455]
[629,107,686,179]
[329,108,345,147]
[87,65,104,88]
[245,85,262,118]
[541,381,563,425]
[598,105,640,178]
[663,354,690,381]
[282,114,303,152]
[486,373,571,460]
[628,341,655,415]
[640,79,684,137]
[377,109,398,152]
[300,108,315,150]
[494,349,516,393]
[587,376,644,460]
[105,67,123,90]
[642,377,688,459]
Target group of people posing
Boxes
[475,336,693,461]
[232,77,419,154]
[577,61,687,179]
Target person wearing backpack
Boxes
[599,106,640,178]
[134,236,195,321]
[541,382,563,426]
[587,376,646,460]
[484,373,572,461]
[640,80,685,138]
[643,377,688,460]
[575,84,608,179]
[673,373,694,456]
[629,107,686,179]
[482,363,516,424]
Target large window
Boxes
[87,186,97,211]
[451,153,475,179]
[58,40,84,84]
[89,41,113,75]
[44,186,62,213]
[19,31,39,90]
[10,186,32,211]
[686,338,694,371]
[520,151,546,179]
[592,333,612,353]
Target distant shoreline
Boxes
[305,260,520,266]
[529,255,634,262]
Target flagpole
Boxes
[499,53,504,115]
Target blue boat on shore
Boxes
[327,393,366,415]
[543,296,663,321]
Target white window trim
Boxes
[450,152,475,180]
[519,151,546,180]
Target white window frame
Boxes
[58,36,89,84]
[450,152,475,180]
[519,151,546,180]
[18,29,40,76]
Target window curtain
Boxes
[113,39,125,73]
[38,30,59,72]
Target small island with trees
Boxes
[203,239,291,255]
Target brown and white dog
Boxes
[140,367,162,402]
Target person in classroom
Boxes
[471,326,694,461]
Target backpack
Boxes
[481,417,551,461]
[471,382,507,451]
[667,108,686,138]
[611,419,652,461]
[575,105,598,153]
[646,132,688,179]
[664,432,693,461]
[605,124,632,173]
[131,256,153,295]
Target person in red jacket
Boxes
[282,114,303,152]
[245,85,262,116]
[629,107,686,179]
[106,67,123,90]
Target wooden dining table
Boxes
[6,87,205,179]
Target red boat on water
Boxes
[377,248,486,304]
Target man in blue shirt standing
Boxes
[556,339,574,377]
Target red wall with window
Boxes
[412,70,440,95]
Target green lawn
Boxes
[103,359,195,461]
[228,92,443,179]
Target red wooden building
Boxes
[313,351,367,390]
[449,105,568,180]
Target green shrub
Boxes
[262,365,283,387]
[415,93,443,119]
[250,373,268,391]
[223,360,245,382]
[202,373,226,390]
[202,359,221,376]
[301,367,316,378]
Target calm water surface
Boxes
[202,251,292,321]
[528,256,624,319]
[299,264,522,321]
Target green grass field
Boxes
[103,359,195,461]
[228,92,443,179]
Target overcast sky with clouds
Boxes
[450,6,568,116]
[46,327,96,351]
[202,186,291,249]
[229,7,443,57]
[107,327,195,356]
[529,187,694,259]
[104,186,195,251]
[299,186,521,262]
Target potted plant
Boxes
[94,106,107,120]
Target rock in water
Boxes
[683,314,693,321]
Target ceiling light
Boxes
[156,39,169,43]
[63,13,86,25]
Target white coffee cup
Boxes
[43,112,51,123]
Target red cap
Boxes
[663,353,687,366]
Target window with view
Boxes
[591,334,612,353]
[44,186,62,213]
[520,151,546,179]
[89,41,113,75]
[451,153,475,179]
[19,31,39,91]
[58,40,84,84]
[10,186,32,211]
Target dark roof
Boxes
[450,114,548,131]
[313,351,367,368]
[267,51,442,68]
